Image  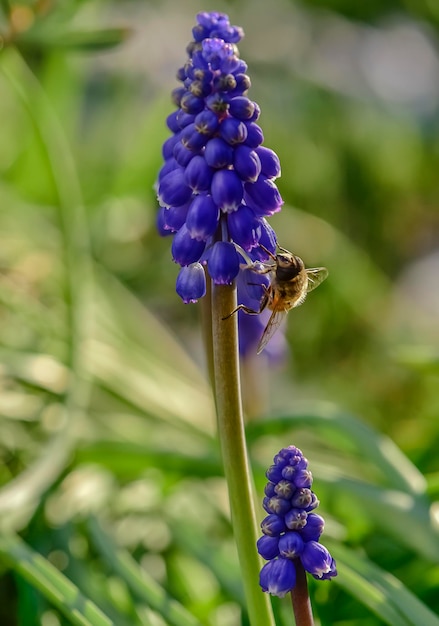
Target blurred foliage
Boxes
[297,0,439,30]
[0,0,438,625]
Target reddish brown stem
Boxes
[290,559,314,626]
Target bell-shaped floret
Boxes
[227,204,261,251]
[220,116,248,145]
[185,195,219,241]
[233,145,261,182]
[158,168,192,208]
[257,535,280,560]
[211,169,243,213]
[204,138,233,168]
[278,532,304,560]
[176,263,206,303]
[259,558,296,598]
[244,175,283,216]
[184,156,213,193]
[301,541,337,580]
[171,224,206,266]
[299,513,325,543]
[256,146,281,178]
[207,241,240,284]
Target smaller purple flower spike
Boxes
[155,12,286,361]
[257,445,337,598]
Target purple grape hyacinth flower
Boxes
[156,11,285,357]
[258,446,337,597]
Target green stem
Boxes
[211,282,275,626]
[290,559,314,626]
[200,268,215,392]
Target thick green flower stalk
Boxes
[155,11,285,626]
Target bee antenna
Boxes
[277,245,291,254]
[259,243,277,261]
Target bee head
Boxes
[275,253,304,280]
[276,252,303,269]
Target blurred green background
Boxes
[0,0,438,625]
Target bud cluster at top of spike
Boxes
[258,445,337,598]
[156,11,283,313]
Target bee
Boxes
[224,246,328,354]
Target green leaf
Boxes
[0,412,76,530]
[328,541,439,626]
[170,519,245,606]
[87,268,216,436]
[76,441,221,480]
[0,533,113,626]
[247,405,426,495]
[17,27,131,52]
[323,476,439,562]
[0,48,94,529]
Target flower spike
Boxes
[156,12,285,357]
[258,446,337,597]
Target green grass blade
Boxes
[0,412,76,529]
[329,542,439,626]
[90,267,215,435]
[0,47,94,527]
[1,47,93,378]
[247,404,426,495]
[18,27,131,52]
[0,533,113,626]
[77,442,221,480]
[88,517,202,626]
[321,474,439,561]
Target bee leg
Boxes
[247,281,268,290]
[258,244,277,262]
[223,291,269,320]
[277,245,291,254]
[247,284,270,301]
[251,264,273,275]
[222,304,261,320]
[247,283,270,300]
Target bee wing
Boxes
[257,309,288,355]
[306,267,328,293]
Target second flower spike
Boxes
[258,445,337,598]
